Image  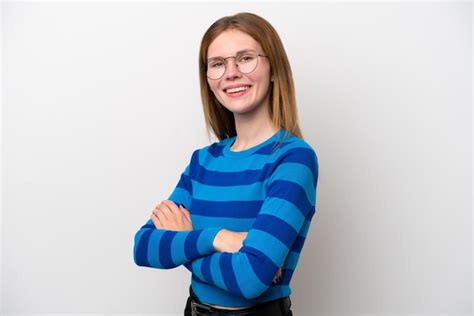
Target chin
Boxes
[227,102,263,115]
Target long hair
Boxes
[198,12,303,146]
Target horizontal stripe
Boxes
[192,198,263,218]
[258,198,306,232]
[195,146,317,185]
[266,180,313,217]
[192,214,255,231]
[191,180,266,201]
[243,229,291,266]
[250,214,298,248]
[264,162,316,203]
[180,172,193,194]
[190,159,315,202]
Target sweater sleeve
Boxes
[183,147,318,299]
[133,150,221,269]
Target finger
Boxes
[178,203,189,212]
[153,207,166,221]
[151,212,162,229]
[179,205,191,222]
[159,203,175,220]
[156,203,173,221]
[161,200,181,218]
[156,210,168,224]
[155,199,172,209]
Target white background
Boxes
[1,1,472,315]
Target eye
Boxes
[209,60,224,68]
[238,54,254,62]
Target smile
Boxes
[224,85,252,97]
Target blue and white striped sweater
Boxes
[133,128,318,307]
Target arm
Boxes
[133,150,221,269]
[133,219,220,269]
[184,147,318,299]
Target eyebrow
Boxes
[207,49,256,61]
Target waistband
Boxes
[188,285,291,315]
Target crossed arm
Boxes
[133,199,283,282]
[133,147,317,298]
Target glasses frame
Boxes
[206,50,268,80]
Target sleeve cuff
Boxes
[197,227,221,254]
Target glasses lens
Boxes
[236,52,258,74]
[207,59,225,80]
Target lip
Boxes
[224,85,252,98]
[223,84,253,92]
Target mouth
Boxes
[223,85,252,97]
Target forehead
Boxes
[207,29,263,59]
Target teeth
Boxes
[226,85,250,93]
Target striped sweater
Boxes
[133,128,318,307]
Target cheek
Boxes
[207,84,224,102]
[207,81,220,94]
[248,71,270,85]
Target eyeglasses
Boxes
[206,50,268,80]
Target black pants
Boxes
[184,285,293,316]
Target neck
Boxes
[231,106,279,151]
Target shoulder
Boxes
[193,137,232,158]
[269,133,319,188]
[189,136,228,154]
[275,132,318,165]
[186,138,230,167]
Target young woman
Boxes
[133,12,319,316]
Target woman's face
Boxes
[206,29,272,115]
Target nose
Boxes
[224,58,241,80]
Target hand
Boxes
[151,200,193,231]
[272,267,283,284]
[212,229,283,282]
[213,230,283,282]
[213,229,248,253]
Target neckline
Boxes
[223,128,284,158]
